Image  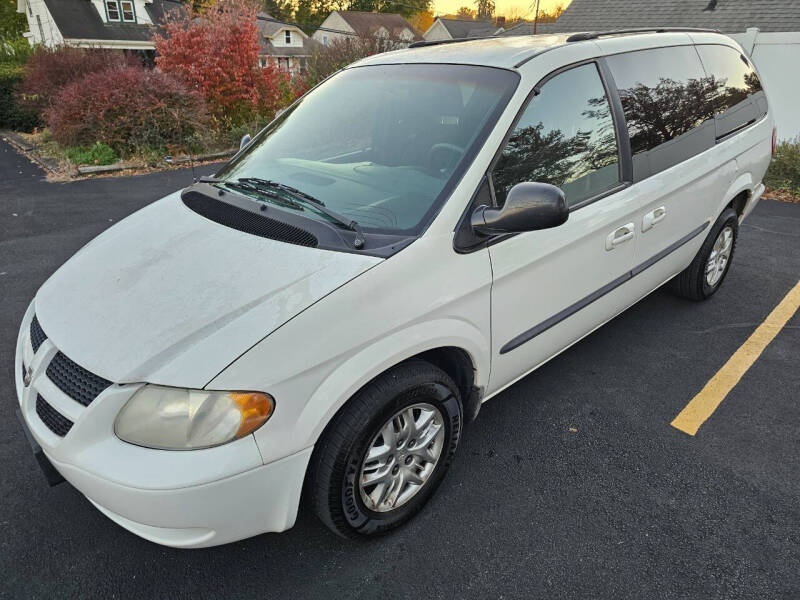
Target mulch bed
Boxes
[763,187,800,204]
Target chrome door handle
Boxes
[605,223,635,250]
[642,206,666,232]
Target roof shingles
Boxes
[543,0,800,34]
[337,11,422,41]
[42,0,179,42]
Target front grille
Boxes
[46,352,112,407]
[183,191,319,248]
[36,394,73,437]
[30,315,47,352]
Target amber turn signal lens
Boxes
[230,392,274,438]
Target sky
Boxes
[431,0,572,19]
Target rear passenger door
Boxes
[604,45,736,296]
[487,62,640,394]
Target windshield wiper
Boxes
[235,177,366,249]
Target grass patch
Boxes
[65,142,118,166]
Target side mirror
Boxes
[240,134,251,150]
[471,182,568,235]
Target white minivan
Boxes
[16,29,773,547]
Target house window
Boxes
[120,0,135,22]
[322,35,328,45]
[36,14,44,41]
[285,30,292,44]
[105,0,121,21]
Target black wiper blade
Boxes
[217,178,307,210]
[238,177,320,204]
[236,177,367,249]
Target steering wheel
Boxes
[427,143,465,173]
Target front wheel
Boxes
[670,207,739,301]
[307,361,462,539]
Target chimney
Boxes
[495,16,505,27]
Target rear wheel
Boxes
[307,361,462,539]
[670,208,738,301]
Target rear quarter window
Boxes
[695,44,768,139]
[606,45,716,181]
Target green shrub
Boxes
[65,142,118,166]
[0,37,32,65]
[0,63,41,131]
[764,141,800,195]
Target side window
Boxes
[606,46,715,180]
[492,63,620,208]
[695,45,767,139]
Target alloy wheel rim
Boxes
[706,226,733,287]
[358,402,445,513]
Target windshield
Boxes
[215,64,519,234]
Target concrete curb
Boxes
[75,150,237,175]
[1,131,62,174]
[2,131,236,178]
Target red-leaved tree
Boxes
[153,0,286,128]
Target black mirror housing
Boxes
[471,182,568,235]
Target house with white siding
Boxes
[422,18,503,42]
[257,13,320,74]
[312,11,422,47]
[16,0,179,50]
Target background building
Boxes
[16,0,178,51]
[257,13,319,74]
[312,11,422,46]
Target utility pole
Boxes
[533,0,541,34]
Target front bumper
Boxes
[50,446,312,548]
[15,304,312,548]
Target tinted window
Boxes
[696,45,767,139]
[607,46,716,180]
[492,63,620,208]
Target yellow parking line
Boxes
[671,279,800,436]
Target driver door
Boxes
[486,61,641,394]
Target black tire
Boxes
[670,207,739,301]
[307,360,462,539]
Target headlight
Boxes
[114,386,274,450]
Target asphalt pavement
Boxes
[1,137,799,599]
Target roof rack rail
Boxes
[409,36,496,48]
[566,27,721,42]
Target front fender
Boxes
[295,318,490,447]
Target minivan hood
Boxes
[35,192,381,387]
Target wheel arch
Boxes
[296,321,489,451]
[718,171,755,221]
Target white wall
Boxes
[423,20,453,42]
[312,12,355,45]
[271,27,305,48]
[731,28,800,141]
[20,0,64,46]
